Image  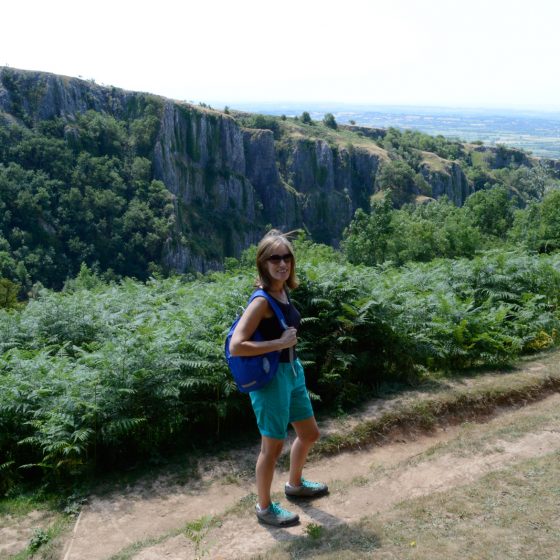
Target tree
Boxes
[342,193,393,265]
[464,186,514,238]
[509,189,560,252]
[248,115,279,137]
[301,111,312,124]
[0,278,20,309]
[539,189,560,251]
[376,160,416,205]
[464,165,494,191]
[323,113,337,129]
[499,163,559,202]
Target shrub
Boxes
[0,278,20,309]
[323,113,337,130]
[1,240,559,491]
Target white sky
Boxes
[2,0,560,110]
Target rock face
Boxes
[541,158,560,178]
[0,66,478,272]
[275,137,383,243]
[0,68,136,121]
[471,145,532,169]
[419,156,472,205]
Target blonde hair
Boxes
[255,229,299,290]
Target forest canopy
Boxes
[0,103,175,291]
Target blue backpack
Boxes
[225,289,290,393]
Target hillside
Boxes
[0,66,558,287]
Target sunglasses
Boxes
[267,253,293,263]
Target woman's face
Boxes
[265,243,293,286]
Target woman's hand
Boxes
[230,298,298,357]
[278,327,297,349]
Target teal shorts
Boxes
[249,358,314,440]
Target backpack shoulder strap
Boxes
[249,289,297,375]
[248,289,289,330]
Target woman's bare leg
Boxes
[288,416,320,487]
[256,436,284,509]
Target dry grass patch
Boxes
[278,119,389,158]
[373,451,560,560]
[420,150,450,171]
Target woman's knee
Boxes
[260,437,284,460]
[307,427,320,444]
[293,417,320,444]
[298,426,320,445]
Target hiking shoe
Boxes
[285,478,329,498]
[255,502,300,527]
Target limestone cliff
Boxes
[419,152,472,205]
[0,66,480,272]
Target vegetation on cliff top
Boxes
[342,186,560,267]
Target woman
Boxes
[229,230,328,527]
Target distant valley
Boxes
[232,103,560,159]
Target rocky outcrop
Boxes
[275,138,384,243]
[419,153,472,205]
[242,128,297,230]
[540,158,560,178]
[0,67,138,122]
[470,144,532,169]
[151,102,263,267]
[339,124,386,141]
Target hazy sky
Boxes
[2,0,560,110]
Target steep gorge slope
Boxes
[0,67,512,275]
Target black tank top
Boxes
[257,294,301,362]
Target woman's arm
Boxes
[229,297,297,357]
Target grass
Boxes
[378,451,560,560]
[0,487,85,558]
[7,515,72,560]
[108,532,180,560]
[253,521,381,559]
[108,515,221,560]
[418,396,560,462]
[304,523,324,539]
[0,486,71,526]
[469,149,492,168]
[420,150,449,171]
[277,117,389,157]
[0,495,53,520]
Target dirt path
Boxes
[0,510,59,559]
[59,389,560,560]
